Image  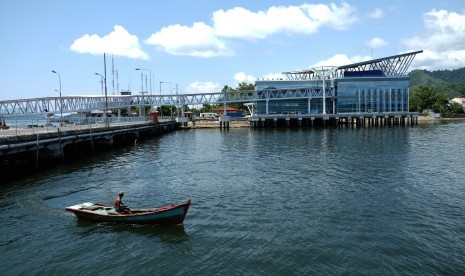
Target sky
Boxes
[1,0,465,101]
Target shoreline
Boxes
[417,116,465,123]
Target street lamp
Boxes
[96,74,104,94]
[170,84,174,120]
[174,83,179,117]
[51,70,63,126]
[135,68,144,94]
[159,81,164,118]
[95,72,109,127]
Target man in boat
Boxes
[114,192,131,213]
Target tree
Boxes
[409,85,465,114]
[199,104,213,113]
[158,105,172,116]
[432,95,448,113]
[409,86,438,112]
[221,82,255,111]
[449,102,465,114]
[222,85,234,92]
[237,82,254,91]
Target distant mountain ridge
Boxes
[409,68,465,98]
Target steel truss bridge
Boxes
[0,87,332,117]
[0,50,422,117]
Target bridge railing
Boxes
[2,115,150,127]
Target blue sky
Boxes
[1,0,464,100]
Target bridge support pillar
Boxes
[251,119,258,128]
[220,116,230,129]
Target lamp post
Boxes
[159,81,163,118]
[97,74,104,94]
[95,72,109,127]
[51,70,63,126]
[174,83,179,117]
[170,84,174,120]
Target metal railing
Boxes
[0,116,156,138]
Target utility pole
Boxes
[104,53,109,127]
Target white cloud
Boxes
[312,54,371,67]
[404,9,465,69]
[212,2,358,39]
[323,2,359,30]
[185,81,222,94]
[366,37,388,48]
[146,22,233,58]
[410,49,465,70]
[233,72,256,84]
[70,25,148,59]
[145,2,358,57]
[367,8,384,19]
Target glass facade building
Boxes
[253,51,421,115]
[335,77,409,113]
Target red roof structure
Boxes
[213,106,242,114]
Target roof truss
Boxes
[282,50,423,80]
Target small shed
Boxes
[184,111,194,121]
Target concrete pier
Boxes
[0,121,178,171]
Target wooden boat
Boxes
[66,199,191,225]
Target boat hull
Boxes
[66,200,191,225]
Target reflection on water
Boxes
[75,219,189,244]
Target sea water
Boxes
[1,122,465,274]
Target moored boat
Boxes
[66,199,191,225]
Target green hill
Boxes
[409,68,465,98]
[424,67,465,85]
